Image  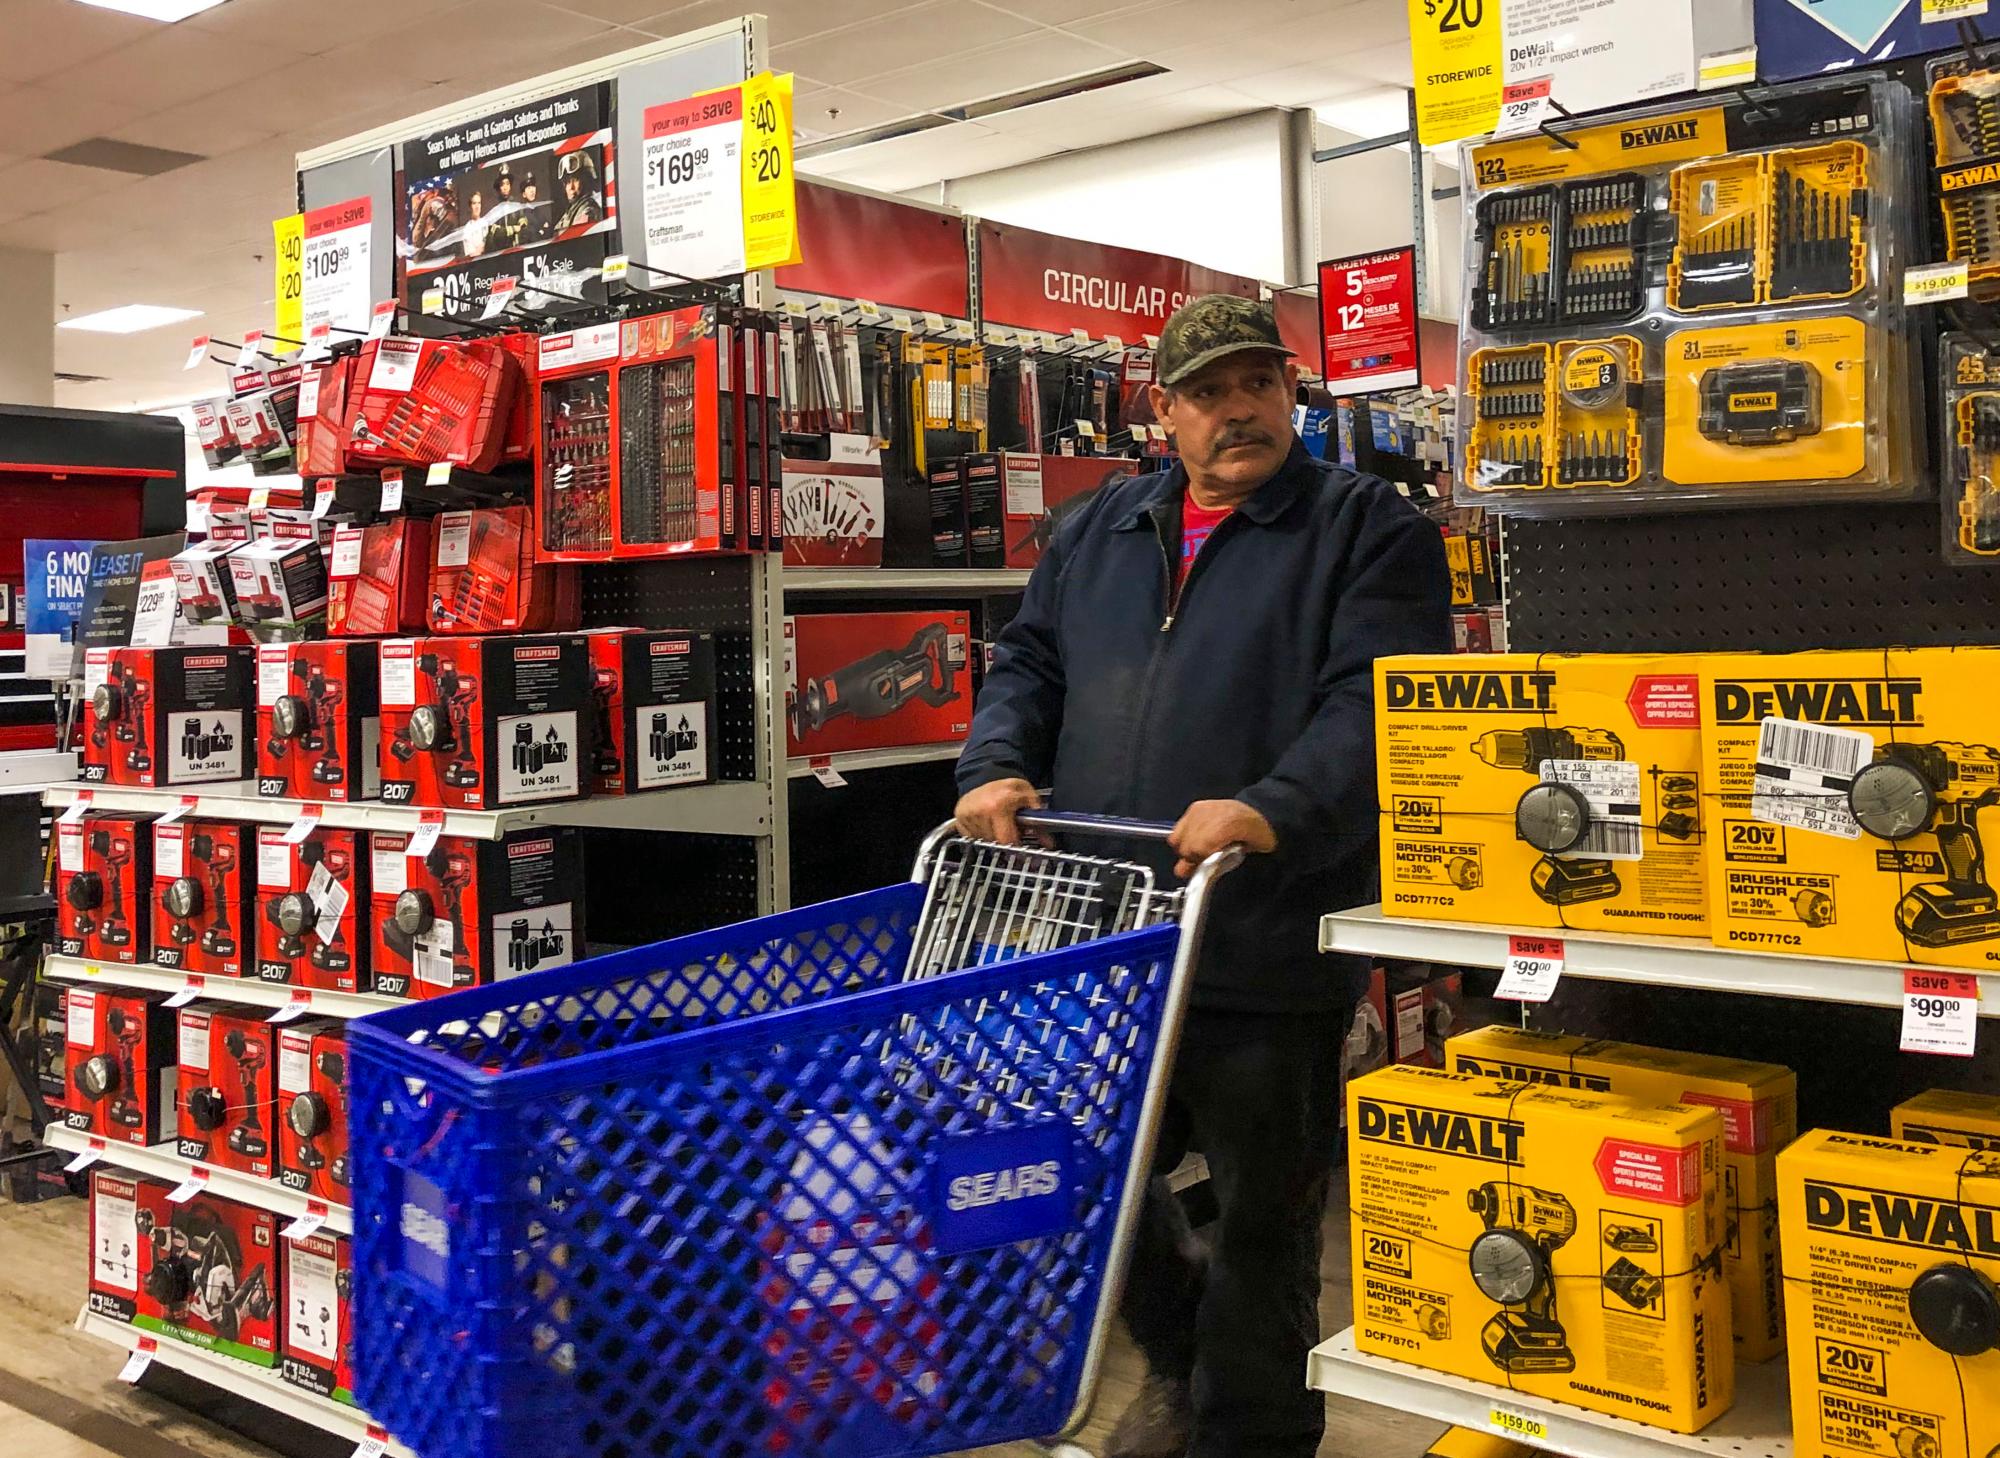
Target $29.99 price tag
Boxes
[1901,970,1981,1057]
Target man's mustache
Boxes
[1212,428,1274,456]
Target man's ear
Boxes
[1148,381,1173,426]
[1284,361,1301,396]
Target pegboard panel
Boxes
[582,557,758,782]
[1505,501,2000,652]
[581,829,764,941]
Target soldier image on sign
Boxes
[556,150,604,232]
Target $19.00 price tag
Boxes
[1488,1405,1549,1443]
[1495,935,1565,1003]
[1902,970,1981,1057]
[1905,260,1971,306]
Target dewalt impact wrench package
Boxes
[1376,653,1708,934]
[1700,647,2000,970]
[1349,1064,1734,1432]
[1455,76,1920,514]
[1937,335,2000,567]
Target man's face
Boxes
[524,182,539,202]
[1151,353,1297,490]
[498,176,513,199]
[564,174,581,200]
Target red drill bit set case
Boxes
[346,335,522,473]
[428,505,578,634]
[327,519,432,637]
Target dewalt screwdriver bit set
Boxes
[1939,334,2000,565]
[1928,57,2000,296]
[1457,77,1920,513]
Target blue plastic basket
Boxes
[346,872,1198,1458]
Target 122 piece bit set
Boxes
[1456,77,1919,514]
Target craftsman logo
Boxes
[183,655,230,669]
[507,837,555,858]
[648,639,691,655]
[1355,1098,1524,1163]
[1382,671,1555,714]
[1804,1180,2000,1254]
[1451,1054,1612,1091]
[512,646,561,662]
[1621,119,1701,150]
[1730,392,1778,412]
[930,1124,1077,1255]
[1816,1337,1888,1396]
[1943,162,2000,193]
[1713,679,1921,726]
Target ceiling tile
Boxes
[0,81,154,160]
[338,0,622,86]
[624,2,757,36]
[770,1,1042,86]
[861,36,1129,114]
[793,84,913,142]
[105,91,282,159]
[0,0,156,84]
[42,25,310,117]
[520,0,673,24]
[0,158,131,222]
[983,0,1158,22]
[183,0,466,52]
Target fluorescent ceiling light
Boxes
[59,303,203,334]
[71,0,228,20]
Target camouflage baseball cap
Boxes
[1156,293,1294,387]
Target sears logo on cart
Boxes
[929,1124,1077,1254]
[399,1170,452,1288]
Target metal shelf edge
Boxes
[787,744,961,778]
[45,1127,352,1235]
[783,568,1031,593]
[42,956,406,1020]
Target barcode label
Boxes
[1752,717,1869,839]
[1543,758,1644,862]
[1572,822,1644,858]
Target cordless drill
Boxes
[394,654,480,788]
[386,845,476,988]
[106,1006,145,1129]
[1852,742,2000,947]
[790,622,958,739]
[284,1048,347,1187]
[224,1028,268,1159]
[590,668,620,779]
[266,661,326,762]
[310,677,347,785]
[1467,1182,1580,1374]
[1472,727,1626,906]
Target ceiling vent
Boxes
[43,138,204,176]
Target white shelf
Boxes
[787,743,961,778]
[1307,1328,1790,1458]
[0,747,77,790]
[1319,904,2000,1016]
[74,1308,412,1457]
[783,567,1031,594]
[42,955,405,1020]
[44,1126,351,1236]
[43,778,772,840]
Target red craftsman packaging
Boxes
[227,514,330,626]
[63,988,176,1146]
[57,810,156,963]
[169,513,255,627]
[277,1022,348,1203]
[255,641,381,802]
[781,443,885,567]
[294,355,359,477]
[585,629,718,795]
[346,335,520,472]
[613,304,740,556]
[175,1006,278,1180]
[137,1189,280,1366]
[280,1231,354,1405]
[534,322,621,558]
[380,634,592,810]
[784,612,972,758]
[368,828,583,998]
[428,505,578,634]
[255,826,368,992]
[328,518,432,637]
[91,647,253,788]
[153,818,254,979]
[78,646,114,782]
[88,1169,157,1325]
[1000,453,1138,568]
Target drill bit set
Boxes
[1475,187,1560,331]
[1669,144,1868,311]
[1467,339,1642,493]
[1930,63,2000,294]
[1559,175,1648,324]
[1468,347,1549,487]
[1667,157,1762,311]
[1768,145,1867,303]
[1939,336,2000,565]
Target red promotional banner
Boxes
[1318,246,1421,395]
[776,182,969,319]
[978,220,1259,340]
[1273,288,1319,363]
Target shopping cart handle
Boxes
[1016,809,1177,842]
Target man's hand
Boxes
[1169,799,1276,878]
[955,778,1042,845]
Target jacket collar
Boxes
[1110,439,1316,531]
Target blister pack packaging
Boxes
[1938,334,2000,565]
[1928,53,2000,298]
[1456,76,1921,514]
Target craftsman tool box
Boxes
[585,628,717,795]
[784,611,972,758]
[347,335,520,473]
[428,506,578,634]
[255,641,380,803]
[58,810,158,964]
[153,817,256,979]
[176,1005,279,1180]
[254,825,369,992]
[367,827,582,998]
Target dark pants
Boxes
[1119,1006,1347,1458]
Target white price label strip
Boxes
[1902,971,1981,1057]
[808,757,847,789]
[60,793,93,824]
[164,976,206,1008]
[1489,1405,1549,1443]
[282,806,323,844]
[166,1168,211,1204]
[426,462,452,488]
[353,1426,391,1458]
[1495,935,1565,1003]
[152,795,199,828]
[602,254,630,283]
[240,329,264,361]
[405,811,445,860]
[281,1200,330,1242]
[119,1341,156,1383]
[63,1137,107,1173]
[312,479,336,520]
[368,301,397,341]
[480,277,517,321]
[269,989,313,1024]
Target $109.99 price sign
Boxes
[640,72,799,283]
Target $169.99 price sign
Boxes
[640,72,799,284]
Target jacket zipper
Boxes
[1122,506,1240,814]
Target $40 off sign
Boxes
[640,72,800,282]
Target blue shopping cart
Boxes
[345,812,1240,1458]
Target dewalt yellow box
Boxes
[1424,1428,1535,1458]
[1447,1025,1797,1361]
[1376,654,1709,935]
[1349,1064,1734,1433]
[1892,1090,2000,1151]
[1701,648,2000,970]
[1779,1130,2000,1458]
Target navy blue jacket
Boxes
[956,440,1453,1013]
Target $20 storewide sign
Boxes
[641,72,800,281]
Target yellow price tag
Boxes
[1924,0,1988,21]
[1408,0,1502,147]
[1906,261,1971,306]
[1488,1405,1549,1443]
[741,71,800,270]
[272,212,304,354]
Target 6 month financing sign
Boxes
[1318,248,1421,395]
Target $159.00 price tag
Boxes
[1902,970,1981,1057]
[1495,935,1565,1003]
[1488,1405,1548,1443]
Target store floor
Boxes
[0,1175,1441,1458]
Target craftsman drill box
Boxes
[79,646,114,782]
[92,647,253,788]
[88,1169,157,1325]
[380,634,593,810]
[62,988,176,1147]
[176,1006,278,1180]
[1448,1025,1797,1360]
[153,818,255,979]
[280,1231,355,1405]
[255,825,368,992]
[1376,654,1709,935]
[327,518,431,637]
[57,810,157,964]
[1349,1064,1733,1432]
[585,628,717,795]
[254,641,381,803]
[137,1188,281,1366]
[1891,1089,2000,1150]
[277,1022,349,1203]
[367,828,582,999]
[1779,1131,2000,1458]
[928,459,969,567]
[783,611,972,758]
[1699,647,2000,969]
[1000,454,1138,569]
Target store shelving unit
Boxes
[1318,904,1999,1015]
[786,742,962,778]
[73,1310,411,1456]
[43,1126,352,1235]
[1306,1329,1790,1458]
[784,567,1032,594]
[41,955,407,1019]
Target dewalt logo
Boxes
[1383,671,1555,714]
[1451,1054,1613,1091]
[1621,119,1701,150]
[1712,679,1921,726]
[1356,1098,1524,1163]
[1803,1181,2000,1254]
[1729,393,1778,412]
[1943,162,2000,193]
